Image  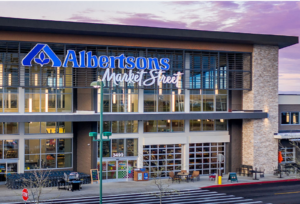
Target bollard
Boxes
[218,176,222,185]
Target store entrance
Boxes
[99,159,137,182]
[0,160,18,183]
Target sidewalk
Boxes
[0,174,299,203]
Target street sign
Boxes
[22,188,29,201]
[217,154,225,163]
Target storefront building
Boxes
[275,95,300,164]
[0,17,298,182]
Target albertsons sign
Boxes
[22,43,183,87]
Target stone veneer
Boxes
[242,45,278,173]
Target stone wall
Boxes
[242,45,279,173]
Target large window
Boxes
[144,89,184,112]
[189,143,225,175]
[189,119,227,131]
[281,147,295,163]
[98,88,138,113]
[0,140,18,159]
[25,88,72,113]
[144,120,184,132]
[98,121,138,134]
[190,90,227,112]
[25,122,72,134]
[281,112,300,125]
[25,138,72,170]
[98,138,138,158]
[0,122,18,134]
[0,88,19,113]
[143,144,182,178]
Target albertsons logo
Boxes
[22,44,62,67]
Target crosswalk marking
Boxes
[4,189,266,204]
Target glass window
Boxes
[0,122,2,134]
[42,122,56,134]
[174,93,184,112]
[203,119,214,131]
[4,88,18,113]
[0,140,2,159]
[203,95,214,111]
[102,141,110,157]
[25,122,40,134]
[144,91,156,112]
[4,122,18,134]
[172,120,184,132]
[291,112,299,124]
[25,92,40,112]
[112,139,124,155]
[41,139,56,154]
[4,140,18,158]
[25,139,40,154]
[158,95,171,112]
[190,94,201,111]
[25,154,40,170]
[144,120,157,132]
[112,93,125,112]
[281,112,290,124]
[190,120,201,131]
[57,139,72,153]
[216,119,227,130]
[216,95,227,111]
[158,120,171,132]
[126,139,138,156]
[126,121,138,133]
[41,154,56,168]
[112,121,125,133]
[57,154,72,168]
[57,122,72,133]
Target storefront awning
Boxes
[274,133,300,139]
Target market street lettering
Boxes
[102,69,184,87]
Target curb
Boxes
[201,178,300,189]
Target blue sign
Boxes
[22,44,62,67]
[22,43,170,70]
[144,173,148,180]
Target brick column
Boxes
[242,45,279,173]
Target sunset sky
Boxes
[0,1,299,93]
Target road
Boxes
[202,181,300,204]
[4,189,264,204]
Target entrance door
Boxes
[101,159,137,182]
[0,161,18,183]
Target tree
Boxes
[21,168,53,204]
[149,171,181,204]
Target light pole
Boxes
[89,80,111,204]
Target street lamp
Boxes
[89,80,111,204]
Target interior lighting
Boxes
[8,73,11,86]
[29,98,32,112]
[287,113,289,123]
[113,92,116,104]
[35,73,38,86]
[178,74,182,95]
[45,89,48,112]
[293,114,296,124]
[197,119,201,122]
[199,89,202,95]
[0,64,3,88]
[8,90,11,108]
[128,89,131,112]
[57,67,60,88]
[172,91,175,112]
[220,119,224,123]
[167,120,170,123]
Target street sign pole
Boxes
[89,80,112,204]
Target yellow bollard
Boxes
[218,176,222,185]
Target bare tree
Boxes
[21,168,52,204]
[150,171,181,204]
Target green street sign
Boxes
[89,132,97,137]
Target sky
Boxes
[0,1,299,93]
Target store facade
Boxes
[0,17,297,182]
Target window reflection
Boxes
[4,140,18,158]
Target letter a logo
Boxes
[22,43,62,67]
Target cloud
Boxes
[68,14,104,24]
[112,13,188,29]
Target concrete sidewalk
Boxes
[0,174,299,203]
